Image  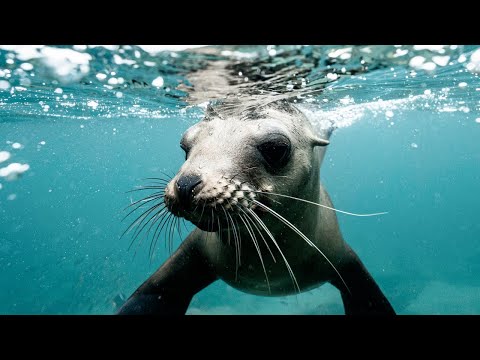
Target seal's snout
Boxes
[175,174,203,209]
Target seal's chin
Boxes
[176,211,220,232]
[192,219,219,232]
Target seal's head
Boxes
[164,101,329,232]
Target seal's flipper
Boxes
[331,246,396,315]
[117,231,217,315]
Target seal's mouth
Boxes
[165,179,274,233]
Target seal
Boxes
[117,101,395,315]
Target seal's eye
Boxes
[180,143,190,160]
[257,135,291,169]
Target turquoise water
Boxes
[1,45,479,314]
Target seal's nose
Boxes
[175,174,202,208]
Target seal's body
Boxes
[118,102,395,315]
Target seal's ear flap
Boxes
[312,137,330,147]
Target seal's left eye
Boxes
[257,135,291,169]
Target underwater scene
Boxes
[0,45,479,314]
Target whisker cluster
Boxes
[122,173,366,294]
[121,173,187,262]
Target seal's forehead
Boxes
[202,100,309,122]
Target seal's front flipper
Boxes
[331,246,396,315]
[117,231,217,315]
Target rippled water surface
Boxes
[1,45,479,314]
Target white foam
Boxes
[107,78,118,85]
[87,100,98,109]
[138,45,207,54]
[297,94,428,132]
[409,56,425,68]
[39,47,92,84]
[328,48,352,59]
[220,50,258,59]
[413,45,446,53]
[326,73,338,81]
[113,54,136,66]
[20,63,34,71]
[432,55,450,67]
[0,80,10,90]
[0,151,10,163]
[152,76,164,87]
[466,49,480,73]
[0,162,30,180]
[0,45,44,61]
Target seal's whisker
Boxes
[122,195,164,221]
[150,212,173,261]
[225,204,240,280]
[176,215,183,242]
[135,208,168,256]
[159,214,173,262]
[252,199,351,295]
[129,204,167,252]
[126,186,166,193]
[181,218,190,233]
[123,192,164,212]
[233,215,242,266]
[220,205,231,246]
[131,207,168,253]
[245,207,300,293]
[130,203,166,240]
[172,216,179,254]
[169,215,177,255]
[150,210,171,257]
[238,212,271,294]
[198,202,207,227]
[238,206,276,263]
[217,215,222,242]
[121,202,164,240]
[141,177,171,183]
[253,191,388,217]
[163,214,173,255]
[137,208,168,249]
[159,170,175,180]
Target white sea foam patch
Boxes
[0,151,11,163]
[219,50,258,59]
[0,45,92,84]
[297,94,430,133]
[0,45,44,60]
[138,45,207,54]
[40,47,91,84]
[0,162,30,180]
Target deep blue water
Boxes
[1,45,479,314]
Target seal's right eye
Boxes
[257,134,291,170]
[180,142,190,160]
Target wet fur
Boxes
[118,102,395,315]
